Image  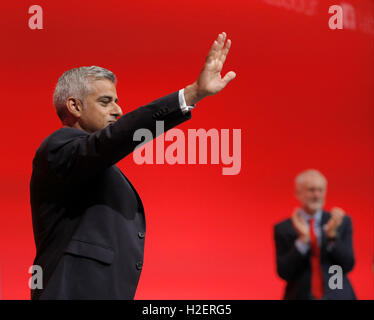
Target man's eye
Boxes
[100,101,109,105]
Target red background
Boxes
[0,0,373,299]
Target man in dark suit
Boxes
[274,169,356,300]
[29,32,236,299]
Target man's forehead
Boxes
[303,175,326,186]
[89,79,117,95]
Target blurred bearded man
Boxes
[273,169,356,300]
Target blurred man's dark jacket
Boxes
[274,211,356,300]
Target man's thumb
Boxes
[222,71,236,85]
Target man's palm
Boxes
[197,32,236,96]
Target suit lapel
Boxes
[113,165,145,213]
[320,211,331,256]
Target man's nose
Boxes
[313,190,322,198]
[112,103,123,118]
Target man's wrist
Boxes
[326,232,339,241]
[184,82,206,106]
[325,229,338,239]
[295,238,310,255]
[178,89,195,114]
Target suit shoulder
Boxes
[274,217,293,234]
[48,127,87,143]
[342,213,353,227]
[32,127,87,165]
[38,127,87,152]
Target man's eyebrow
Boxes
[97,95,119,103]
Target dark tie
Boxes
[309,218,324,299]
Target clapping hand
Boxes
[324,207,345,238]
[291,208,310,244]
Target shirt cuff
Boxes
[178,88,196,114]
[295,238,310,255]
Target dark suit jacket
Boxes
[30,91,191,299]
[274,211,356,300]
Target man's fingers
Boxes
[216,32,227,60]
[206,32,227,63]
[331,208,344,225]
[210,32,224,60]
[220,39,231,65]
[206,41,217,63]
[292,208,300,219]
[206,37,221,63]
[217,32,226,51]
[326,218,334,228]
[331,206,345,214]
[336,212,344,225]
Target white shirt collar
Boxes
[299,208,323,224]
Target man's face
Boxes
[75,79,123,133]
[296,174,327,213]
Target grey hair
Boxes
[295,169,327,190]
[53,66,117,122]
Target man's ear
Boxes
[65,97,83,118]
